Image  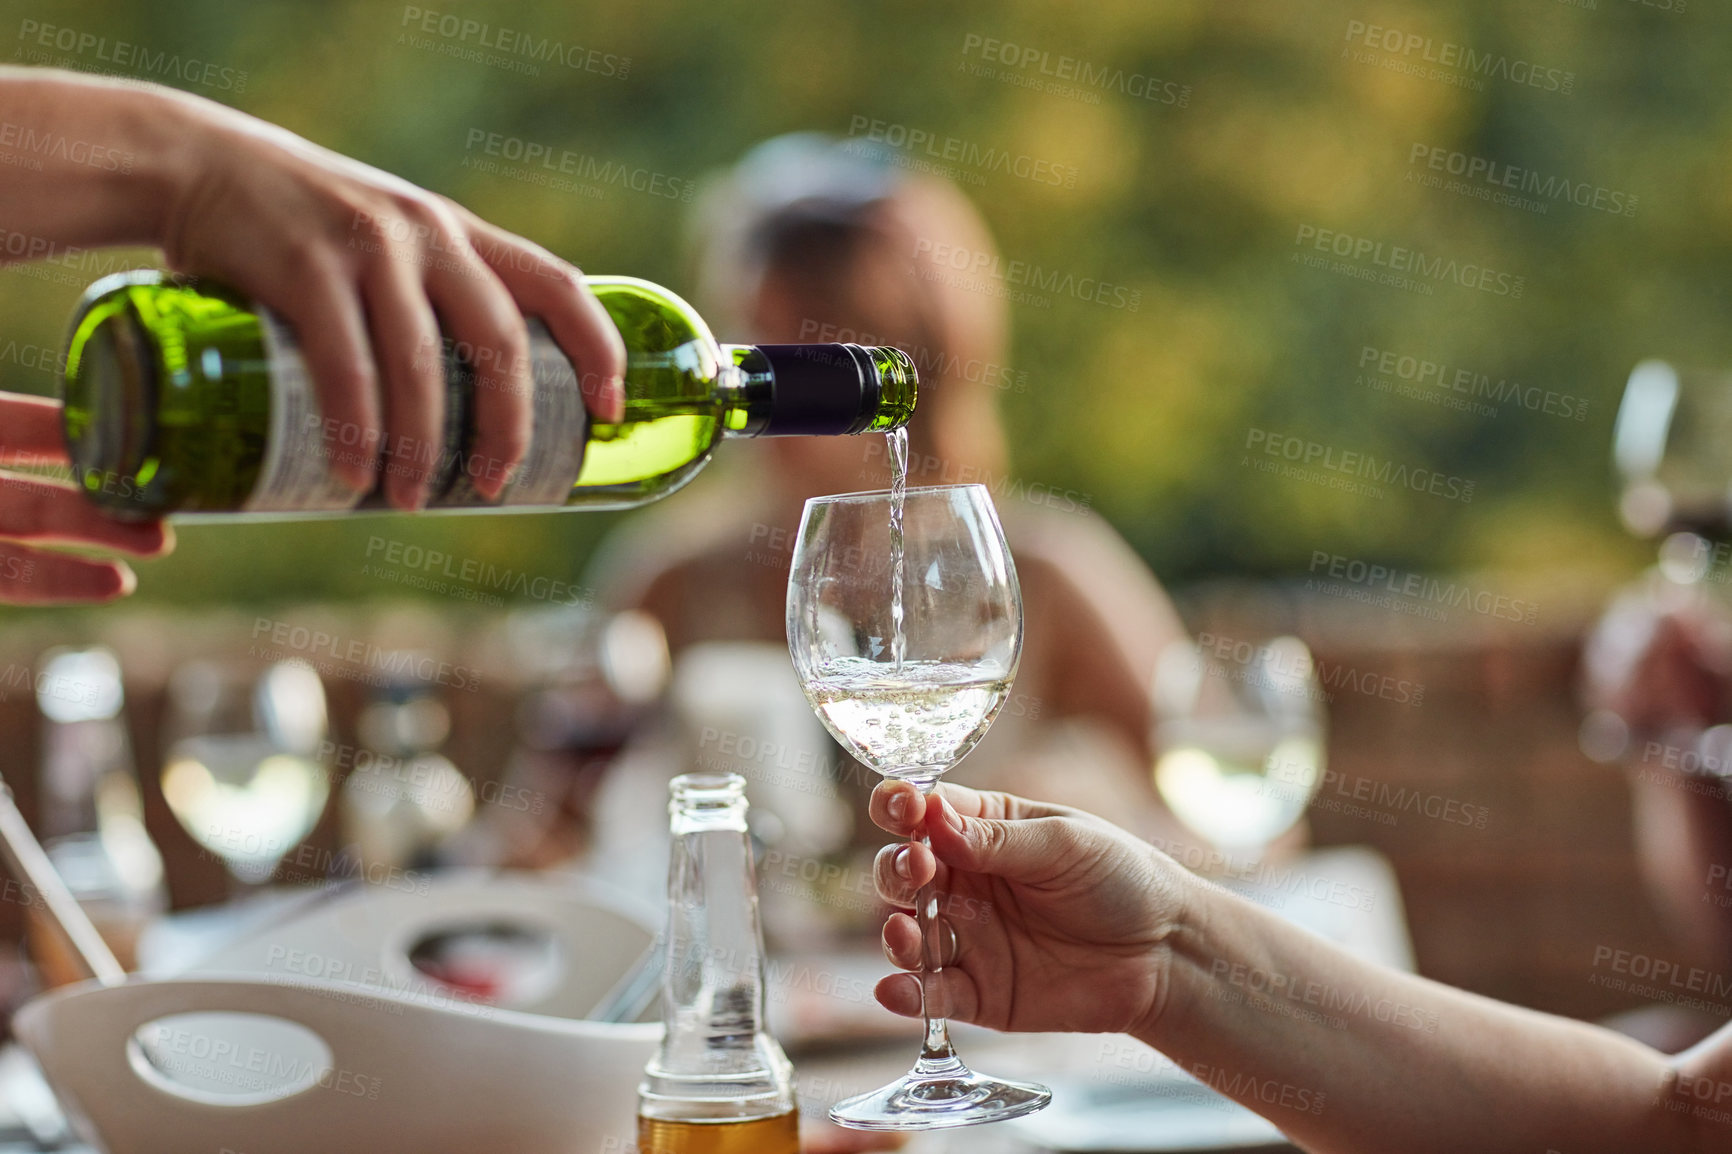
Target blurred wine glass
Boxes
[1576,362,1732,768]
[1613,360,1732,591]
[1151,635,1327,858]
[1615,361,1732,543]
[159,660,331,888]
[339,656,473,873]
[455,606,670,875]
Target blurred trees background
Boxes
[0,0,1721,611]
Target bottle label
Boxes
[244,314,587,512]
[440,320,588,506]
[243,312,369,513]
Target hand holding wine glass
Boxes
[867,780,1184,1038]
[786,482,1047,1129]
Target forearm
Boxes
[1139,878,1691,1154]
[0,67,201,255]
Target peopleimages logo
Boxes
[959,34,1191,107]
[846,116,1078,189]
[15,19,249,93]
[1342,20,1574,95]
[397,6,629,79]
[1245,428,1476,504]
[1407,144,1637,218]
[912,238,1141,312]
[1357,346,1589,422]
[1307,552,1538,626]
[461,129,694,201]
[1293,225,1525,298]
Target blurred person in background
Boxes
[0,65,627,606]
[1582,573,1732,1052]
[591,135,1202,847]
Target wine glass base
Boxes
[828,1063,1051,1131]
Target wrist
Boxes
[118,83,214,257]
[11,69,208,249]
[1129,848,1213,1050]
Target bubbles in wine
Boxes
[802,657,1009,778]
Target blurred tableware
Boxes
[1614,360,1732,542]
[14,872,661,1154]
[16,975,657,1154]
[32,647,163,981]
[159,660,331,887]
[669,642,856,947]
[0,782,116,1151]
[0,785,122,987]
[339,658,472,874]
[586,934,665,1025]
[0,1043,74,1149]
[180,870,658,1017]
[1151,636,1327,858]
[449,607,669,872]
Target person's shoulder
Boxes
[1000,503,1182,659]
[1002,503,1149,585]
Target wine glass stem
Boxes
[912,782,961,1075]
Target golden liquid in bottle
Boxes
[636,1110,800,1154]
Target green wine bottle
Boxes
[59,271,916,519]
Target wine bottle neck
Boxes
[718,343,916,438]
[719,345,776,438]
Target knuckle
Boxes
[392,192,445,230]
[281,243,338,292]
[970,817,1007,863]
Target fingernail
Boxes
[887,791,910,824]
[893,846,913,881]
[938,796,963,834]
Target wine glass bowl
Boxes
[786,483,1050,1130]
[160,659,331,887]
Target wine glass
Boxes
[785,483,1050,1131]
[1614,360,1732,545]
[1575,362,1732,766]
[1151,635,1327,861]
[160,659,331,887]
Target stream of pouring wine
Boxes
[888,427,908,672]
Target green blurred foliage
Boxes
[0,0,1717,614]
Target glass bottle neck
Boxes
[719,345,776,438]
[641,773,792,1123]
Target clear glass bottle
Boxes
[637,772,798,1154]
[59,271,916,519]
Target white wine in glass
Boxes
[1151,636,1326,858]
[786,482,1049,1131]
[160,660,331,886]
